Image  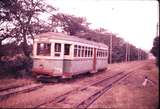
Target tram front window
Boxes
[37,43,51,56]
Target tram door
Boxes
[64,44,71,58]
[63,44,72,78]
[93,48,97,71]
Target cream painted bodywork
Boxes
[32,32,109,77]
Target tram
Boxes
[32,32,108,78]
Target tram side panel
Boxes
[96,58,108,70]
[63,59,93,77]
[33,58,63,77]
[95,48,108,70]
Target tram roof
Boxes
[35,32,108,48]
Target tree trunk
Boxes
[0,41,2,61]
[22,31,30,57]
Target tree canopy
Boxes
[51,13,90,35]
[0,0,55,57]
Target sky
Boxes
[46,0,159,51]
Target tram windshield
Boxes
[37,43,51,56]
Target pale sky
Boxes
[46,0,159,51]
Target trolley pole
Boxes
[109,34,112,64]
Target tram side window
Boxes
[55,43,61,56]
[101,51,103,57]
[89,48,92,57]
[98,50,100,57]
[74,45,77,57]
[90,48,92,57]
[91,48,93,57]
[82,46,84,57]
[102,51,103,57]
[100,50,102,57]
[101,50,103,57]
[105,51,108,57]
[37,43,51,56]
[78,46,81,57]
[64,44,70,55]
[88,47,90,57]
[85,47,88,57]
[103,51,104,57]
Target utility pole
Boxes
[109,34,112,64]
[156,23,159,37]
[125,43,128,62]
[139,50,141,60]
[137,49,139,60]
[138,49,141,60]
[128,44,130,61]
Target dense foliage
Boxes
[151,36,159,66]
[0,0,55,57]
[51,13,90,35]
[0,0,53,76]
[0,55,33,77]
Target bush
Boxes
[151,36,159,67]
[0,54,33,77]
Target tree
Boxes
[0,0,15,46]
[111,36,126,63]
[129,45,138,61]
[0,0,57,75]
[151,36,159,66]
[0,0,55,57]
[51,13,90,35]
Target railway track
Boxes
[76,72,132,108]
[35,64,143,108]
[0,83,44,101]
[76,65,146,108]
[0,84,26,92]
[0,62,145,108]
[32,71,123,108]
[33,71,129,108]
